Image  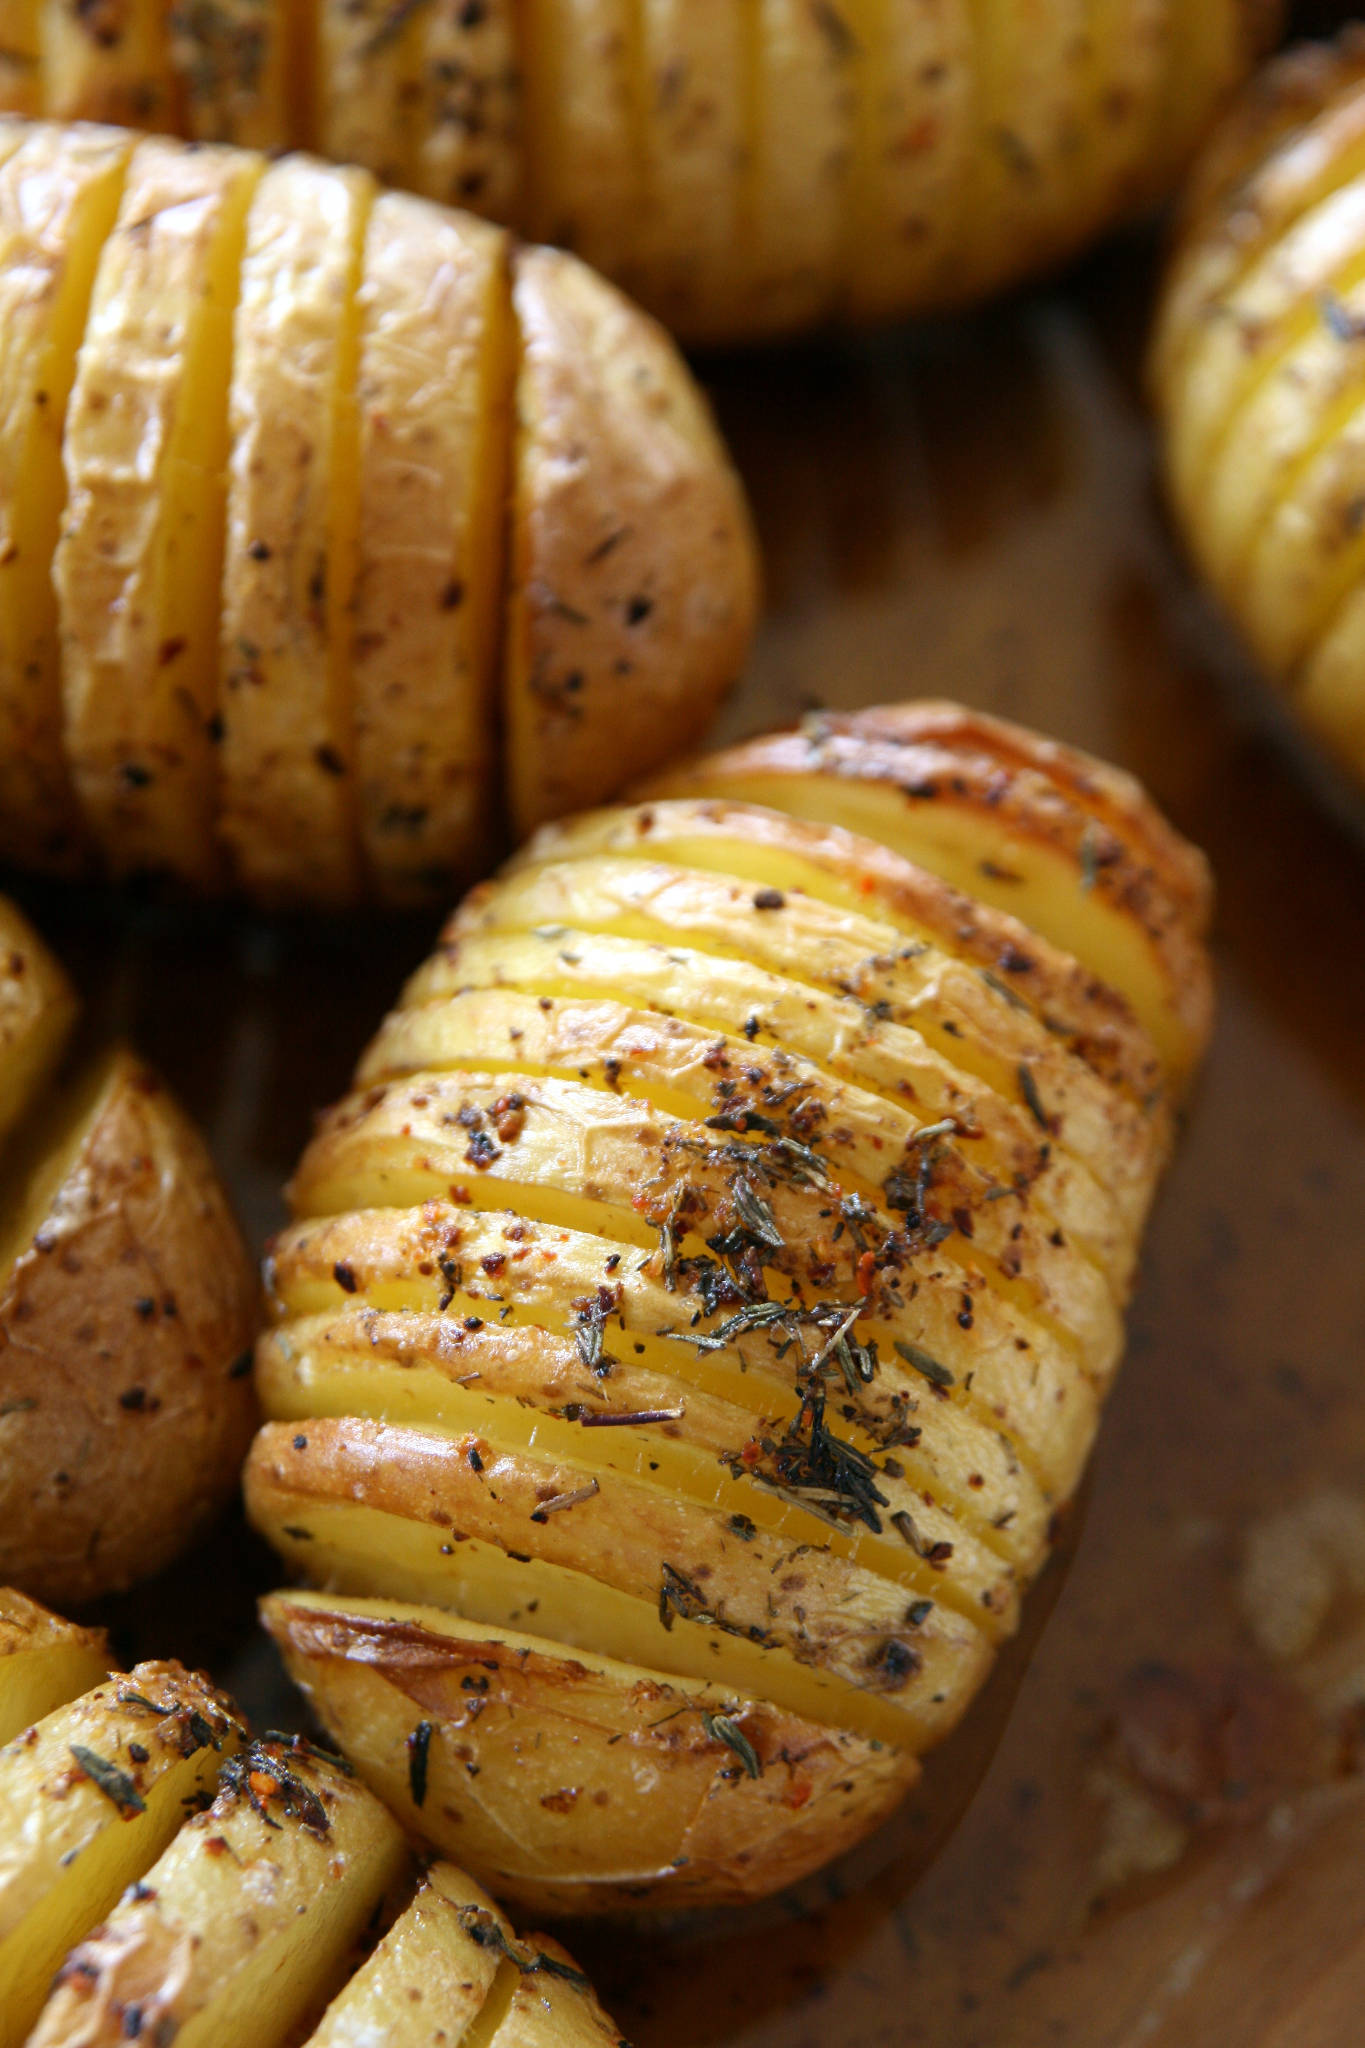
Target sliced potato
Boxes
[517,0,635,283]
[0,118,130,874]
[0,1588,108,1745]
[490,1933,629,2048]
[316,0,420,191]
[641,703,1214,1091]
[0,1046,258,1606]
[742,0,852,338]
[218,151,373,906]
[0,1660,243,2047]
[414,0,522,224]
[265,1589,921,1917]
[1153,30,1365,798]
[55,133,263,887]
[303,1858,505,2048]
[504,243,758,839]
[252,700,1212,1911]
[0,895,77,1153]
[352,191,513,901]
[28,1732,408,2048]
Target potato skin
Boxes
[0,1048,258,1606]
[250,700,1213,1914]
[1153,29,1365,798]
[0,121,757,902]
[262,1592,921,1916]
[0,2,1282,340]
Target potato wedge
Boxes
[504,244,757,839]
[264,1590,921,1916]
[0,121,757,902]
[0,1045,258,1606]
[27,1732,408,2048]
[0,1589,108,1745]
[304,1857,506,2048]
[0,1660,243,2047]
[1153,30,1365,798]
[251,701,1212,1911]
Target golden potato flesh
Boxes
[0,119,755,903]
[1152,28,1365,800]
[0,1588,108,1746]
[0,3,1281,339]
[248,701,1213,1913]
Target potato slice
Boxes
[28,1732,408,2048]
[247,1415,991,1748]
[0,118,130,873]
[490,1934,630,2048]
[316,0,422,191]
[40,0,174,128]
[504,243,758,838]
[624,0,747,334]
[352,191,513,901]
[218,152,373,906]
[56,133,263,886]
[836,0,974,323]
[0,893,77,1153]
[0,1589,108,1745]
[642,703,1214,1090]
[517,0,635,283]
[741,0,852,339]
[0,1046,258,1606]
[414,0,522,224]
[167,0,290,151]
[0,1660,243,2047]
[303,1858,505,2048]
[0,10,41,115]
[265,1590,921,1917]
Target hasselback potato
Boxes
[247,700,1214,1913]
[0,3,1282,341]
[0,891,256,1605]
[0,1592,626,2048]
[0,118,756,904]
[1152,29,1365,803]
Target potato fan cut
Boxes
[0,1590,628,2048]
[248,701,1214,1914]
[1152,27,1365,802]
[0,2,1281,340]
[0,118,757,904]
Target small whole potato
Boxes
[248,701,1214,1914]
[0,898,258,1607]
[0,3,1283,341]
[0,119,758,906]
[1152,28,1365,800]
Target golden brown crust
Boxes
[263,1591,920,1916]
[0,1049,258,1606]
[504,244,758,837]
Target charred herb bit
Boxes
[1078,819,1100,893]
[737,1381,890,1536]
[571,1283,622,1374]
[576,1405,685,1428]
[115,1690,171,1717]
[407,1720,434,1809]
[893,1337,956,1390]
[891,1510,955,1567]
[702,1711,762,1779]
[729,1173,784,1252]
[867,1636,922,1691]
[69,1745,146,1816]
[1017,1063,1050,1132]
[454,1907,593,1989]
[728,1512,758,1541]
[221,1739,332,1839]
[658,1561,712,1631]
[530,1479,600,1521]
[981,968,1030,1013]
